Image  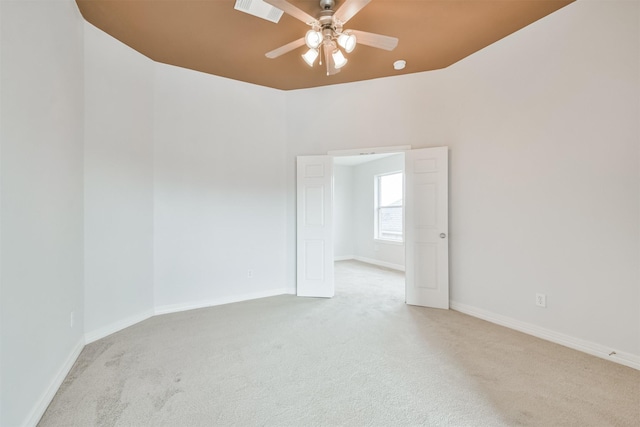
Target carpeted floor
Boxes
[40,260,639,426]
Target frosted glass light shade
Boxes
[337,33,356,53]
[305,30,323,49]
[302,48,319,67]
[332,49,348,68]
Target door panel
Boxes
[405,147,449,308]
[297,156,334,297]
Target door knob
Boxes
[440,233,446,238]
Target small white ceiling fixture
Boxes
[393,60,406,70]
[262,0,399,76]
[234,0,283,23]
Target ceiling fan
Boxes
[263,0,398,76]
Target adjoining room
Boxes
[334,152,406,301]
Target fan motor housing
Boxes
[319,0,335,10]
[319,10,334,28]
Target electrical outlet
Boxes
[536,293,547,308]
[70,312,75,328]
[247,270,253,279]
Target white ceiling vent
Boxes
[234,0,283,23]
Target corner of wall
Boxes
[84,310,155,345]
[23,338,85,427]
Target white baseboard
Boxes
[450,301,640,371]
[84,289,290,342]
[25,337,84,427]
[334,255,354,261]
[21,289,287,426]
[154,288,289,316]
[353,256,405,272]
[84,309,154,344]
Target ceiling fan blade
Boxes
[263,0,317,24]
[265,37,305,59]
[350,30,398,51]
[334,0,371,24]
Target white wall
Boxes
[0,2,3,422]
[0,1,85,426]
[333,164,354,259]
[83,24,155,340]
[1,10,289,423]
[352,154,405,269]
[287,1,640,362]
[153,65,288,312]
[444,0,639,362]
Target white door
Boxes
[405,147,449,308]
[296,155,334,297]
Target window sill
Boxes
[374,238,404,246]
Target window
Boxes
[375,172,403,242]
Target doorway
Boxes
[296,146,449,309]
[334,259,405,304]
[333,153,406,299]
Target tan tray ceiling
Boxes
[76,0,574,90]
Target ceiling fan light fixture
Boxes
[305,30,323,49]
[302,48,319,67]
[337,32,356,53]
[261,0,399,78]
[332,49,348,69]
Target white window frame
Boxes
[374,171,404,243]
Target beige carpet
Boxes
[40,260,639,426]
